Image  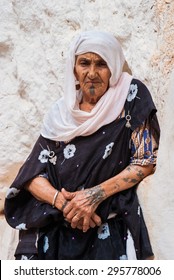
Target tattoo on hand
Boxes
[84,185,106,206]
[61,201,68,211]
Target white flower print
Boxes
[21,255,29,260]
[6,187,20,199]
[43,236,49,253]
[119,254,128,260]
[127,84,138,102]
[38,148,57,165]
[97,223,110,240]
[16,223,27,230]
[63,144,76,159]
[38,149,50,163]
[103,142,114,159]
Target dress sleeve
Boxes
[6,135,50,192]
[130,117,159,165]
[4,135,63,230]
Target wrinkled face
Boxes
[74,52,111,103]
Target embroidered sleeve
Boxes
[130,118,158,165]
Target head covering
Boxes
[41,30,132,142]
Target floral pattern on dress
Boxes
[119,254,128,260]
[103,142,114,159]
[6,187,20,199]
[21,255,29,260]
[63,144,76,159]
[43,236,49,253]
[38,147,57,165]
[127,84,138,102]
[38,149,50,163]
[16,223,27,230]
[97,223,110,240]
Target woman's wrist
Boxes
[52,190,59,208]
[54,192,68,211]
[85,185,106,206]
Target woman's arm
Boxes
[25,177,66,211]
[62,164,154,232]
[25,177,102,229]
[100,164,153,198]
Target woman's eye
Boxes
[97,61,107,67]
[79,60,90,66]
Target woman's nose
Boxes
[88,65,97,79]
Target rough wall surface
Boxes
[0,0,174,259]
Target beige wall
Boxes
[0,0,174,259]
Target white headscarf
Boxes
[41,30,132,142]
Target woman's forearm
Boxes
[100,164,154,199]
[61,164,153,232]
[26,177,101,231]
[25,177,66,210]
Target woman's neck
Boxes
[79,95,101,112]
[79,101,95,112]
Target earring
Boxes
[75,80,80,90]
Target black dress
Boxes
[4,79,160,260]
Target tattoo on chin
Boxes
[85,185,106,206]
[90,85,95,95]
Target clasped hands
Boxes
[60,186,106,232]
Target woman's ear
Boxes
[74,67,77,79]
[74,69,80,90]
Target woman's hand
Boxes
[74,213,102,231]
[61,186,106,232]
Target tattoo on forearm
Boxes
[125,166,131,172]
[123,178,138,184]
[123,165,145,185]
[136,169,145,179]
[84,185,106,206]
[114,182,120,191]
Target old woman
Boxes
[5,30,160,260]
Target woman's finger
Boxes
[82,216,90,232]
[61,188,75,200]
[89,218,96,228]
[91,213,102,226]
[65,208,78,220]
[71,214,81,228]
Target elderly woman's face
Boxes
[74,52,111,103]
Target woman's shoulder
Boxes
[127,78,153,103]
[130,78,151,94]
[125,78,157,131]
